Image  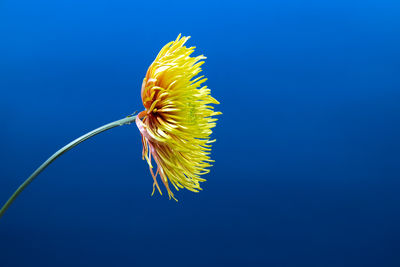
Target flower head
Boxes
[135,34,221,200]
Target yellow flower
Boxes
[135,34,221,200]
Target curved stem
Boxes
[0,115,137,219]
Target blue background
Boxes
[1,0,399,266]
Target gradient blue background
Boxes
[1,0,399,266]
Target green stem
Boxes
[0,115,137,219]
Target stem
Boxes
[0,115,137,219]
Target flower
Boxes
[135,34,221,200]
